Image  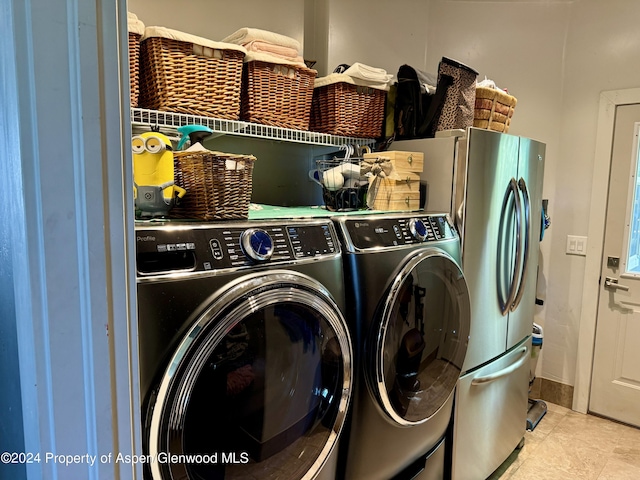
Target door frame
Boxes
[574,88,640,413]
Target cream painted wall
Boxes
[325,0,430,76]
[127,0,304,45]
[546,0,640,386]
[126,0,640,390]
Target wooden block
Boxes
[368,173,421,211]
[369,191,421,211]
[363,150,424,173]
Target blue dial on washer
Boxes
[410,219,428,241]
[242,228,274,261]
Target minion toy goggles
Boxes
[131,134,174,154]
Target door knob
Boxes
[604,276,630,292]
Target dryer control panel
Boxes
[135,220,338,276]
[340,214,455,250]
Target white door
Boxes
[589,103,640,427]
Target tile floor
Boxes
[490,402,640,480]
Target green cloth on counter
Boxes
[247,204,385,220]
[134,204,423,225]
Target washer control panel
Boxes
[136,221,338,276]
[342,214,455,250]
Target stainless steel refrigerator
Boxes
[395,127,545,480]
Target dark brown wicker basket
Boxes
[241,60,317,130]
[138,36,245,119]
[310,82,386,138]
[171,151,256,220]
[128,32,141,106]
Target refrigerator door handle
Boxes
[497,178,522,315]
[511,178,531,311]
[470,346,529,386]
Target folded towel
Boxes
[314,72,391,91]
[128,12,145,35]
[222,27,301,53]
[243,41,304,64]
[476,76,509,95]
[244,51,309,69]
[342,62,393,84]
[142,26,246,55]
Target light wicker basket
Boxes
[171,151,256,220]
[138,36,245,119]
[310,82,386,138]
[128,32,142,106]
[473,86,517,133]
[241,60,317,130]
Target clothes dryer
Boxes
[333,213,470,480]
[135,218,353,480]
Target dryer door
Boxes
[369,248,471,426]
[146,271,353,480]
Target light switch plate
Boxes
[566,235,588,256]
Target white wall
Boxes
[326,0,430,76]
[128,0,305,47]
[547,0,640,385]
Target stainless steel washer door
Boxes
[147,271,353,480]
[369,249,471,426]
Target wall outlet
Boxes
[566,235,588,256]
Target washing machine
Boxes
[135,218,353,480]
[332,213,471,480]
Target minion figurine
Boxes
[132,131,186,218]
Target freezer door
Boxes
[506,138,545,351]
[452,336,531,480]
[461,128,520,370]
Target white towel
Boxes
[142,26,246,55]
[244,51,309,69]
[343,63,393,84]
[128,12,145,35]
[243,40,304,64]
[314,73,390,91]
[222,27,301,53]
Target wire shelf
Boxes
[130,108,377,147]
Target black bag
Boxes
[393,64,452,140]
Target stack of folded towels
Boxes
[314,62,393,91]
[222,27,307,67]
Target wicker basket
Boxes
[310,82,386,138]
[241,60,317,130]
[129,32,142,106]
[474,86,517,133]
[138,31,245,119]
[127,13,144,107]
[171,151,256,220]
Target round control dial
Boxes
[409,218,428,242]
[241,228,274,261]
